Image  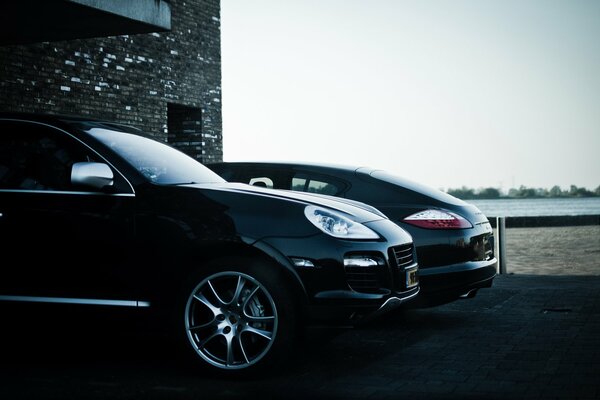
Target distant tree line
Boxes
[446,185,600,200]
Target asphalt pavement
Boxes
[1,274,599,399]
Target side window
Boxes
[291,177,307,191]
[0,121,98,191]
[307,179,339,195]
[291,173,343,196]
[231,167,292,190]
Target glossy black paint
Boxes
[0,114,418,324]
[208,162,497,306]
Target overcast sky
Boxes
[220,0,600,192]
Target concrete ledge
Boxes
[1,0,171,46]
[69,0,171,30]
[488,214,600,228]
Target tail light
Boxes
[403,209,472,229]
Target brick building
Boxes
[0,0,222,164]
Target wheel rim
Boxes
[184,271,278,370]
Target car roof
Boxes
[0,112,144,134]
[213,161,467,207]
[212,161,377,174]
[1,111,88,123]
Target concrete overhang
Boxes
[1,0,171,46]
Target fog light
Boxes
[344,256,382,268]
[290,257,315,268]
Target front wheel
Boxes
[180,258,297,372]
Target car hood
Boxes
[181,182,387,223]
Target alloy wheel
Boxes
[184,271,278,370]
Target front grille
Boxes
[390,244,417,291]
[392,244,414,268]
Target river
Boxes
[467,197,600,217]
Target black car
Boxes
[0,114,419,373]
[208,162,497,306]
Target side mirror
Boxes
[71,162,114,190]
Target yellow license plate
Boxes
[406,267,419,288]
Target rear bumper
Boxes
[414,258,497,306]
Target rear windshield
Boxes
[370,170,466,206]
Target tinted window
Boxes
[291,177,306,191]
[292,173,343,196]
[306,179,339,195]
[84,127,225,185]
[0,121,98,191]
[222,166,293,189]
[370,170,466,206]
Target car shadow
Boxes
[0,305,474,399]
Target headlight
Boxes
[304,205,380,240]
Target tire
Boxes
[178,256,298,374]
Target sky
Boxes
[220,0,600,193]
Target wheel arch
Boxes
[154,239,309,321]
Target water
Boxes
[467,197,600,217]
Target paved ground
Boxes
[1,274,599,400]
[503,225,600,275]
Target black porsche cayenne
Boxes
[208,162,497,306]
[0,114,419,373]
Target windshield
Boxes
[84,126,225,185]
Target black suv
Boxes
[0,113,419,373]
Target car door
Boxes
[0,119,137,304]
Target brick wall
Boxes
[0,0,222,164]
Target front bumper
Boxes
[308,284,420,323]
[257,218,421,323]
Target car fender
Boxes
[250,237,310,306]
